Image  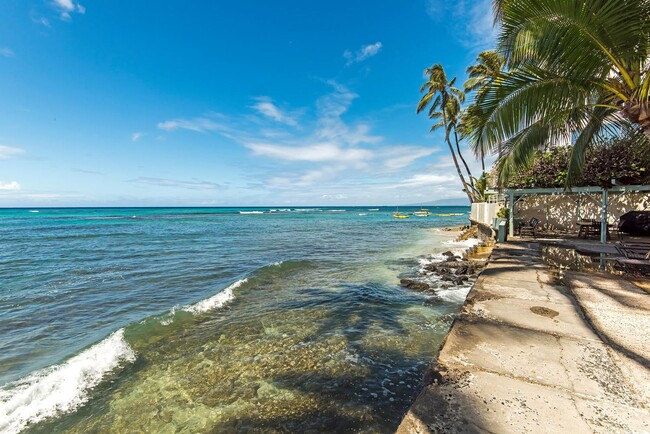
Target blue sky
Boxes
[0,0,496,206]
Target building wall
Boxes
[470,202,503,226]
[514,191,650,232]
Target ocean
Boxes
[0,206,474,433]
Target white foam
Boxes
[183,279,246,314]
[239,211,264,215]
[0,329,136,434]
[28,210,39,213]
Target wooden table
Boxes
[577,221,612,240]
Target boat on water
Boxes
[413,208,431,217]
[435,212,465,217]
[368,208,379,211]
[239,211,264,214]
[392,207,409,219]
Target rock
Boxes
[454,265,469,275]
[454,277,467,285]
[441,251,455,257]
[441,274,455,282]
[400,279,430,291]
[445,256,458,262]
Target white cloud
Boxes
[129,177,220,190]
[157,117,226,133]
[131,132,144,141]
[425,0,497,51]
[0,48,14,58]
[52,0,85,21]
[344,42,383,65]
[0,145,25,160]
[0,181,20,191]
[245,142,373,163]
[398,173,458,188]
[251,97,298,126]
[380,146,437,170]
[33,16,51,27]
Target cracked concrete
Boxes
[396,242,650,433]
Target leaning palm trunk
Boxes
[440,109,474,202]
[453,128,475,191]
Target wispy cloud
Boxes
[425,0,497,51]
[251,97,299,126]
[0,181,20,191]
[157,116,227,134]
[343,42,383,65]
[52,0,85,21]
[155,81,440,200]
[131,132,144,142]
[380,146,438,170]
[398,172,457,188]
[129,177,220,190]
[245,142,373,163]
[0,48,14,58]
[72,168,104,175]
[0,145,25,160]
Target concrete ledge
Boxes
[396,242,650,434]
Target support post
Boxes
[600,189,608,244]
[577,193,582,221]
[509,191,515,237]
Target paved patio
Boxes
[397,242,650,433]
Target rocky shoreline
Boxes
[400,226,490,296]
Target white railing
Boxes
[470,202,503,226]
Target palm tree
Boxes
[417,64,474,202]
[464,50,505,97]
[470,0,650,185]
[463,50,506,172]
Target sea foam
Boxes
[182,279,246,314]
[0,329,136,434]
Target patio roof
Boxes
[496,184,650,243]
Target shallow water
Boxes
[0,207,472,433]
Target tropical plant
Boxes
[506,134,650,189]
[417,64,475,202]
[467,0,650,186]
[463,50,506,171]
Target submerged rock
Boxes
[400,279,430,291]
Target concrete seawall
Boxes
[397,242,650,433]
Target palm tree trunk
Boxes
[442,111,474,203]
[453,128,475,190]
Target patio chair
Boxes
[615,245,650,274]
[519,217,540,238]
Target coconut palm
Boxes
[464,50,505,97]
[417,64,474,202]
[471,0,650,185]
[463,50,506,171]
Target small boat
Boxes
[239,211,264,214]
[435,213,465,216]
[436,213,454,216]
[392,207,409,219]
[413,208,431,217]
[368,208,379,211]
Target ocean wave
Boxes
[239,211,264,215]
[0,329,136,434]
[182,279,246,314]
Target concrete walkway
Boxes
[397,242,650,433]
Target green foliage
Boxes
[496,207,510,219]
[462,0,650,186]
[506,136,650,189]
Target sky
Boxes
[0,0,497,207]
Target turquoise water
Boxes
[0,206,471,433]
